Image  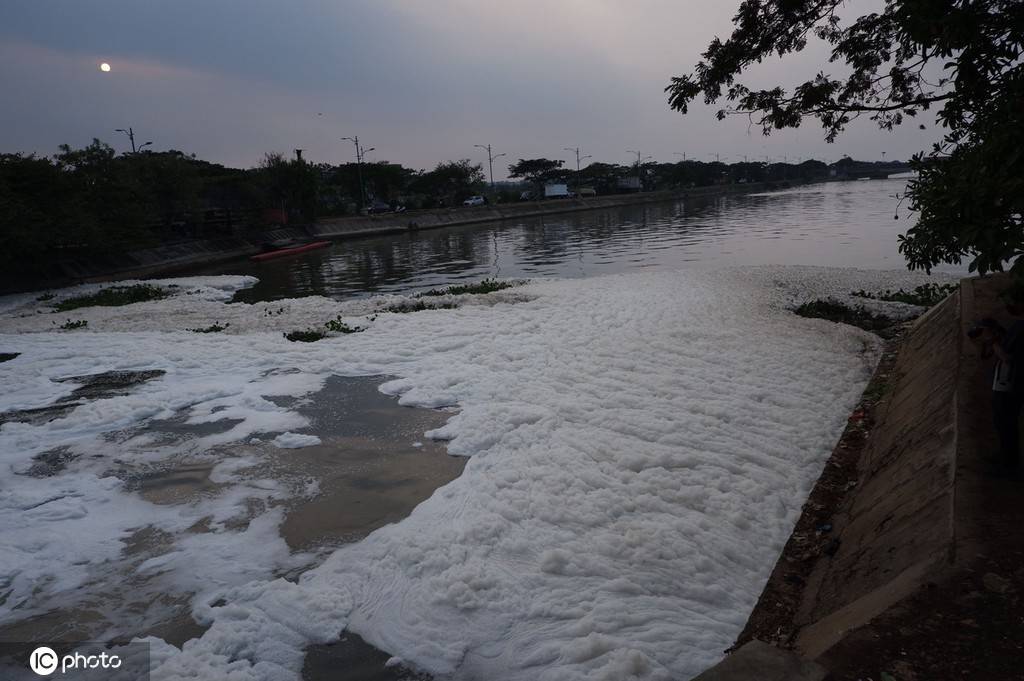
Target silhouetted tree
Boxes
[411,160,485,206]
[508,158,566,195]
[666,0,1024,276]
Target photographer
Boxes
[971,298,1024,478]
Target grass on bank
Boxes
[54,284,169,312]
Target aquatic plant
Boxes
[58,319,89,330]
[188,322,230,333]
[36,292,55,302]
[323,316,364,333]
[794,299,895,335]
[384,300,459,314]
[54,284,169,312]
[850,283,958,307]
[419,278,524,297]
[283,329,326,342]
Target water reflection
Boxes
[195,179,963,303]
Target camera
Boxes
[967,318,1004,339]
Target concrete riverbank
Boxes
[15,182,774,293]
[695,273,1024,680]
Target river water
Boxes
[201,178,964,302]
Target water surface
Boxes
[197,179,964,303]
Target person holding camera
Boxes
[971,303,1024,478]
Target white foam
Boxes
[272,432,322,449]
[0,266,948,680]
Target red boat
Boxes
[250,240,332,262]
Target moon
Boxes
[99,62,111,72]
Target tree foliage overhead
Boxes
[666,0,1024,276]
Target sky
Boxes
[0,1,941,179]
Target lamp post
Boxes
[115,127,151,154]
[563,147,592,193]
[626,150,652,191]
[474,144,506,190]
[341,136,374,211]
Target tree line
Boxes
[0,138,876,280]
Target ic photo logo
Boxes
[29,647,58,676]
[28,646,123,676]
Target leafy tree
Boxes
[508,158,566,194]
[55,139,151,246]
[124,150,201,232]
[258,152,320,222]
[577,162,626,195]
[666,0,1024,276]
[411,159,485,206]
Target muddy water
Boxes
[0,376,463,680]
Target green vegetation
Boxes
[667,0,1023,278]
[283,329,326,343]
[419,279,524,297]
[323,316,364,334]
[36,292,55,302]
[384,300,459,314]
[58,319,88,330]
[794,299,896,335]
[54,284,169,312]
[188,322,230,333]
[851,283,958,307]
[285,316,367,340]
[862,379,891,404]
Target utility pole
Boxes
[474,144,507,190]
[626,150,652,191]
[341,136,374,211]
[115,127,151,154]
[563,147,591,193]
[673,152,687,162]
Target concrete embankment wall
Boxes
[792,291,960,657]
[13,182,773,293]
[696,285,972,679]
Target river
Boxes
[196,177,963,303]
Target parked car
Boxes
[463,195,486,207]
[366,200,392,214]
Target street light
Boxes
[115,127,151,154]
[341,136,374,211]
[626,150,652,191]
[564,147,592,193]
[474,144,507,190]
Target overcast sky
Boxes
[0,1,940,178]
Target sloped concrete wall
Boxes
[792,292,960,657]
